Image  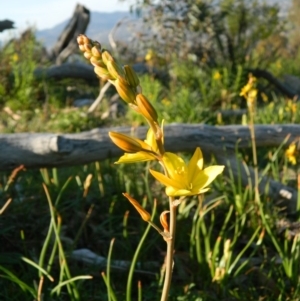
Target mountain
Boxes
[36,11,135,49]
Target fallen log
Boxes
[34,62,97,82]
[33,62,165,82]
[249,68,299,100]
[2,124,299,170]
[0,124,299,212]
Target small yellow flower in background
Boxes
[240,74,256,98]
[162,98,171,106]
[145,49,155,62]
[247,89,258,106]
[261,92,268,103]
[285,143,297,165]
[275,60,282,71]
[12,53,19,62]
[213,71,222,80]
[239,83,252,98]
[285,99,297,114]
[240,74,258,109]
[149,147,224,196]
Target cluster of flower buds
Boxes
[77,34,168,233]
[77,34,139,103]
[77,34,162,142]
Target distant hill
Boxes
[36,11,135,49]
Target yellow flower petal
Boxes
[193,165,224,189]
[145,128,157,151]
[165,186,193,196]
[116,152,156,163]
[162,152,186,180]
[187,147,203,183]
[149,169,183,189]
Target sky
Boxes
[1,0,130,39]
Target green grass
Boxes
[1,138,300,300]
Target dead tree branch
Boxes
[49,4,90,65]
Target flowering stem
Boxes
[160,196,177,301]
[249,108,259,205]
[157,139,165,156]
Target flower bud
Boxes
[84,52,92,60]
[122,193,151,222]
[77,34,86,45]
[91,45,102,58]
[78,44,86,52]
[106,60,125,80]
[136,93,158,122]
[115,78,136,104]
[84,43,93,53]
[109,132,144,153]
[94,66,115,80]
[124,65,140,88]
[102,50,114,66]
[90,57,106,68]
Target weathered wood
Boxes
[249,68,299,99]
[0,124,299,212]
[50,4,90,65]
[1,124,299,170]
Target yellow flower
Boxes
[149,148,224,196]
[12,54,19,62]
[247,88,258,107]
[240,74,257,99]
[261,92,268,103]
[113,127,161,164]
[285,144,297,165]
[239,83,252,98]
[213,71,221,80]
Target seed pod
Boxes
[124,65,140,88]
